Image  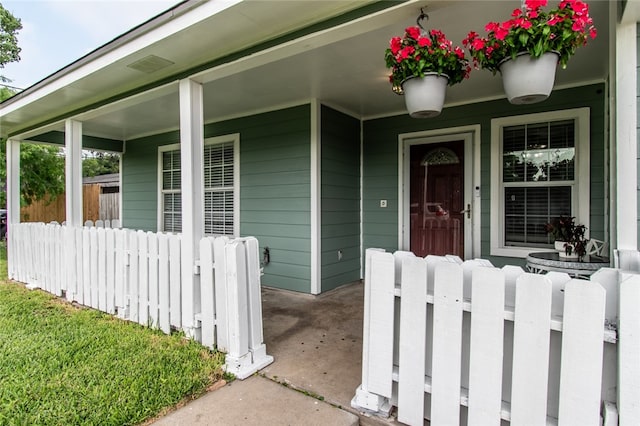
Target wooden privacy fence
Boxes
[8,222,273,379]
[352,248,629,426]
[20,184,119,223]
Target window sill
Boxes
[490,246,548,259]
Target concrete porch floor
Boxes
[260,281,401,425]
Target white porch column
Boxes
[6,138,20,227]
[613,21,638,250]
[65,119,83,227]
[310,100,321,294]
[179,78,205,337]
[7,138,20,278]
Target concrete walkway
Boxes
[153,374,358,426]
[153,281,402,425]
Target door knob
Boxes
[460,204,471,219]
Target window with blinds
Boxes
[159,140,236,236]
[161,149,182,233]
[204,142,234,235]
[502,120,575,247]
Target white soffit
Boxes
[0,0,377,138]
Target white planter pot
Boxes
[555,241,579,259]
[401,73,449,118]
[499,52,559,105]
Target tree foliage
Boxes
[0,3,21,70]
[0,8,121,208]
[0,140,66,207]
[83,151,120,177]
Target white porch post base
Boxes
[224,346,274,380]
[350,385,392,417]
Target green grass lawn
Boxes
[0,243,226,425]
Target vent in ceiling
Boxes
[127,55,174,74]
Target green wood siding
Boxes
[320,105,361,292]
[362,84,606,267]
[121,105,312,293]
[28,131,124,152]
[121,131,179,231]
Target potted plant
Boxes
[463,0,597,104]
[385,26,471,118]
[545,215,587,259]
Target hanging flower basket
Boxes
[499,51,559,104]
[463,0,597,104]
[402,73,449,118]
[384,16,470,118]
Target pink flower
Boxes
[589,27,597,39]
[485,22,500,33]
[514,18,533,30]
[495,26,510,40]
[405,26,421,40]
[454,46,465,59]
[471,38,486,51]
[547,15,563,26]
[525,0,548,10]
[389,37,402,55]
[511,8,523,17]
[463,31,479,46]
[572,20,585,32]
[418,36,432,47]
[572,1,589,15]
[398,46,415,60]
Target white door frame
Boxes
[398,125,481,259]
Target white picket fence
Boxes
[7,222,273,379]
[352,248,630,426]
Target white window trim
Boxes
[490,107,590,258]
[157,134,240,236]
[397,125,481,259]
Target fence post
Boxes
[618,273,640,424]
[242,237,273,372]
[510,274,552,425]
[213,236,230,352]
[430,261,464,425]
[351,248,393,416]
[557,279,605,425]
[397,256,428,425]
[199,237,216,349]
[157,233,171,334]
[468,267,505,425]
[222,238,273,379]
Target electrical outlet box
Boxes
[380,199,387,208]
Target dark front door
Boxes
[410,141,464,257]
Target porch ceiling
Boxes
[1,0,610,143]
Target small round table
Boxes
[526,251,610,278]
